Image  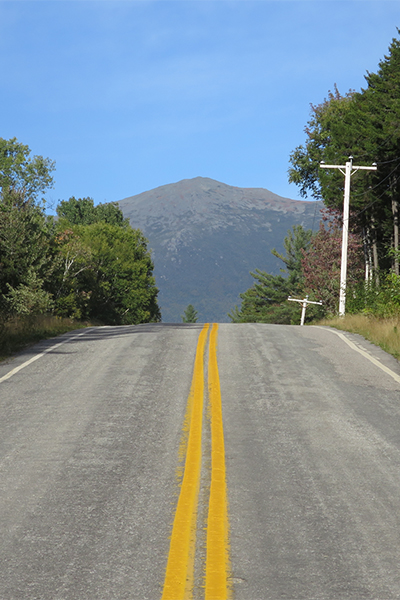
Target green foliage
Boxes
[50,227,93,319]
[0,137,55,201]
[5,270,53,317]
[52,222,161,325]
[288,86,357,204]
[0,138,161,334]
[229,225,313,324]
[94,202,129,227]
[182,304,198,323]
[57,196,128,227]
[0,188,54,311]
[57,197,96,225]
[230,270,300,323]
[288,31,400,275]
[346,273,400,319]
[81,222,160,324]
[272,224,313,282]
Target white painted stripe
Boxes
[0,329,91,384]
[314,326,400,385]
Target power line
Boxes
[349,161,400,200]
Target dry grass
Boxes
[0,315,90,362]
[318,313,400,360]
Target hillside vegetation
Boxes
[231,30,400,358]
[0,138,161,359]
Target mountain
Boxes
[117,177,323,323]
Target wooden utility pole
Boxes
[319,157,377,316]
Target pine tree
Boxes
[182,304,198,323]
[229,225,314,324]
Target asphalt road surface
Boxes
[1,323,400,599]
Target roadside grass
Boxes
[0,315,91,362]
[318,313,400,360]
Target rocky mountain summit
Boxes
[118,177,323,322]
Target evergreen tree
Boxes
[182,304,198,323]
[288,31,400,276]
[229,225,313,324]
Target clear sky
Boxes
[1,0,399,212]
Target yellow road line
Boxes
[205,323,231,600]
[161,324,210,600]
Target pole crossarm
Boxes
[287,295,322,326]
[321,163,377,177]
[320,164,377,171]
[287,296,323,306]
[319,157,377,317]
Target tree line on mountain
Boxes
[0,137,161,327]
[231,30,400,323]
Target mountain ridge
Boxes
[117,177,323,322]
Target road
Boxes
[1,323,400,599]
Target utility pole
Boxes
[319,157,377,316]
[287,295,322,326]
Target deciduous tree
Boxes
[0,137,55,201]
[301,222,364,314]
[0,189,54,317]
[54,222,161,324]
[57,197,128,227]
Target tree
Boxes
[94,202,129,227]
[288,31,400,277]
[52,197,161,323]
[5,270,53,318]
[0,188,54,317]
[50,227,93,319]
[0,138,55,321]
[271,224,313,286]
[301,222,364,314]
[56,197,96,225]
[288,86,358,204]
[229,225,315,324]
[0,137,55,201]
[182,304,198,323]
[360,33,400,274]
[56,197,128,227]
[229,270,301,324]
[53,222,161,324]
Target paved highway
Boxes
[1,323,400,599]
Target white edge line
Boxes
[0,329,91,384]
[313,326,400,385]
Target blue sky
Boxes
[1,1,399,212]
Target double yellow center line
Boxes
[161,323,231,600]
